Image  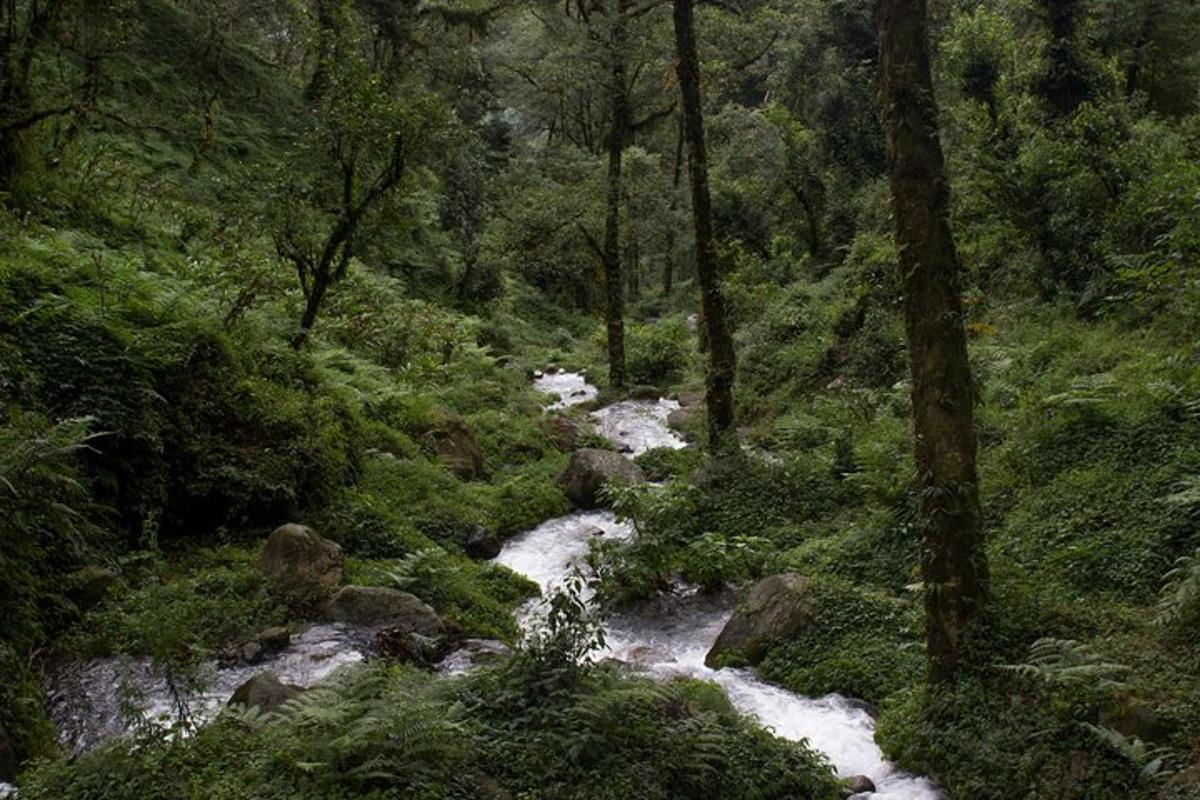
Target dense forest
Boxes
[2,0,1200,797]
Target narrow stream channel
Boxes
[509,372,943,799]
[43,370,942,799]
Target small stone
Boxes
[376,627,449,667]
[464,526,502,560]
[841,774,876,797]
[240,641,264,664]
[256,626,292,653]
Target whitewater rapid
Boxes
[499,374,944,799]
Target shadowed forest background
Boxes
[2,0,1200,798]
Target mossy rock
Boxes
[559,448,645,509]
[705,574,817,668]
[228,672,303,712]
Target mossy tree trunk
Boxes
[673,0,735,449]
[878,0,989,684]
[602,0,630,389]
[0,0,68,186]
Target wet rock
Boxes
[585,526,606,537]
[323,586,444,635]
[256,626,292,653]
[260,524,343,597]
[439,639,513,674]
[675,390,705,407]
[240,640,264,664]
[66,565,120,612]
[376,627,449,667]
[459,638,511,664]
[705,574,817,668]
[464,525,502,560]
[559,448,646,509]
[541,414,582,450]
[841,774,876,797]
[629,385,661,401]
[220,626,292,667]
[0,723,15,782]
[228,672,303,712]
[423,409,484,480]
[843,697,880,720]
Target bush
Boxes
[623,317,693,387]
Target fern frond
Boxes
[1153,546,1200,627]
[1001,638,1129,692]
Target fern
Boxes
[1082,724,1175,781]
[1001,638,1129,693]
[1043,373,1120,408]
[1153,546,1200,627]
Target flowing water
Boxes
[512,374,944,799]
[48,624,371,755]
[41,371,941,798]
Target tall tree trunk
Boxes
[291,272,331,349]
[602,0,629,389]
[878,0,988,685]
[663,114,683,296]
[673,0,735,449]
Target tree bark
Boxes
[878,0,988,685]
[673,0,736,450]
[663,114,683,296]
[602,0,629,389]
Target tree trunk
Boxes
[663,114,683,296]
[878,0,988,685]
[291,271,331,350]
[602,0,629,389]
[673,0,736,450]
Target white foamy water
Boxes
[502,372,943,798]
[591,398,686,456]
[44,369,941,799]
[48,624,368,754]
[534,371,597,409]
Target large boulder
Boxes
[228,672,303,712]
[705,574,817,668]
[424,410,484,480]
[675,390,705,408]
[260,524,343,598]
[559,448,645,509]
[323,585,445,635]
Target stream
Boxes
[506,373,943,799]
[43,370,941,799]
